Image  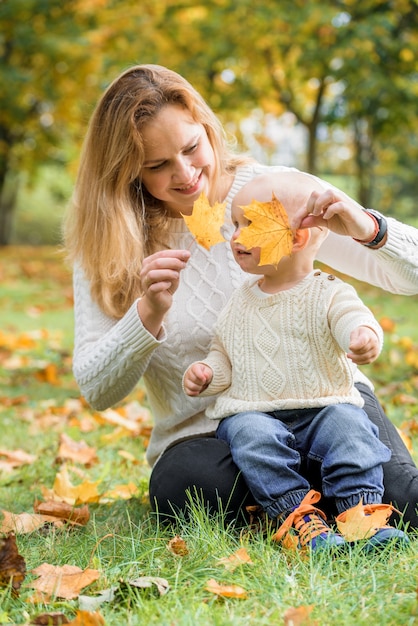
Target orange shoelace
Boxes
[272,490,331,548]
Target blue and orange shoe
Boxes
[272,490,346,553]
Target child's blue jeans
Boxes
[216,404,391,519]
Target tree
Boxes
[143,0,417,206]
[0,0,111,244]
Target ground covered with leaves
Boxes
[0,246,417,625]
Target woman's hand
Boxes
[347,326,381,365]
[293,189,384,243]
[138,249,190,337]
[183,362,213,396]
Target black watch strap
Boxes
[361,209,387,248]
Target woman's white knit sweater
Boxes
[72,164,418,467]
[195,271,383,419]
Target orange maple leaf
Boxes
[236,193,294,267]
[336,500,396,541]
[182,193,226,250]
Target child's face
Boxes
[230,204,264,274]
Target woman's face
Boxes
[140,104,216,216]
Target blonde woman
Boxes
[65,64,418,527]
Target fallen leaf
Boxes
[284,605,317,625]
[56,433,98,467]
[216,547,253,571]
[167,535,189,556]
[0,534,26,594]
[52,466,101,505]
[182,193,226,250]
[0,510,63,534]
[34,500,90,526]
[126,576,169,597]
[0,448,36,472]
[35,362,60,385]
[205,578,247,599]
[79,587,117,611]
[30,563,100,600]
[236,193,294,267]
[336,500,396,541]
[31,612,70,625]
[67,610,105,625]
[97,407,150,433]
[100,482,139,502]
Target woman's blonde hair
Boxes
[64,64,249,318]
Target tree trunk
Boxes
[0,181,18,246]
[0,126,16,245]
[353,118,375,208]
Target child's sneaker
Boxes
[336,502,409,553]
[272,490,346,552]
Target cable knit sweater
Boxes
[72,164,418,467]
[195,271,383,419]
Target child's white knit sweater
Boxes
[195,271,383,419]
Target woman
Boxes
[65,64,418,528]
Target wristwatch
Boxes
[360,209,388,248]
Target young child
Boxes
[183,172,409,553]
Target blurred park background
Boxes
[1,0,417,246]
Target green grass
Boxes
[0,247,417,625]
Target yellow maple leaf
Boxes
[52,466,101,505]
[236,193,294,267]
[182,193,226,250]
[336,500,395,541]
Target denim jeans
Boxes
[216,404,391,519]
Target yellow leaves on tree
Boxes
[336,500,397,542]
[182,193,226,250]
[236,193,294,267]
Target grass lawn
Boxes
[0,246,417,625]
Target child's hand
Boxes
[347,326,380,365]
[183,363,213,396]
